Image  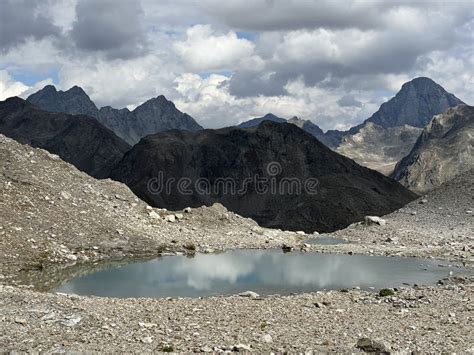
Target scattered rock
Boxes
[164,215,176,223]
[364,216,386,226]
[61,314,82,327]
[141,336,153,344]
[60,191,71,200]
[148,211,160,219]
[356,337,389,353]
[239,291,260,299]
[261,334,273,343]
[14,318,27,325]
[420,198,428,204]
[139,322,157,328]
[65,254,77,262]
[233,344,251,352]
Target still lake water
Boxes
[54,249,463,298]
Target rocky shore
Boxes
[1,135,473,352]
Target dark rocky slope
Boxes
[111,121,417,233]
[27,85,202,145]
[391,105,474,193]
[0,97,130,178]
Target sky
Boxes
[0,0,473,131]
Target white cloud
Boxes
[415,49,474,105]
[173,72,378,131]
[0,0,472,132]
[0,70,29,100]
[59,54,181,109]
[174,25,260,72]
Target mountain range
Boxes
[2,76,469,231]
[235,77,464,175]
[110,121,416,233]
[27,85,202,145]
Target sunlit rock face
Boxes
[391,104,474,193]
[336,123,422,175]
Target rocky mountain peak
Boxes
[365,77,464,129]
[237,113,286,128]
[41,84,58,93]
[27,84,98,117]
[27,85,203,145]
[67,85,89,96]
[263,113,280,120]
[135,95,176,113]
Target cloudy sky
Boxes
[0,0,473,130]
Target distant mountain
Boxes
[334,77,464,174]
[130,96,202,143]
[391,105,474,193]
[27,85,203,145]
[0,97,130,178]
[362,77,464,130]
[111,121,416,233]
[237,113,332,145]
[237,113,286,128]
[27,85,99,117]
[287,116,332,146]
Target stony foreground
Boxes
[1,279,473,353]
[1,135,473,352]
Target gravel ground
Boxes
[1,135,473,352]
[1,279,473,353]
[324,169,474,263]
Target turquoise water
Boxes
[54,250,464,298]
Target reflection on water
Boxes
[52,250,464,298]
